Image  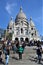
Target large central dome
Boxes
[16,7,26,19]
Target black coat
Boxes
[37,46,42,56]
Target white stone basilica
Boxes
[7,7,41,41]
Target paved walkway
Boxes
[0,46,43,65]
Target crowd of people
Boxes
[0,39,43,65]
[0,39,26,65]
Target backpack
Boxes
[18,46,24,53]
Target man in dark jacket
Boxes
[36,42,42,63]
[0,48,2,62]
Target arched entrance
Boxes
[20,38,24,41]
[15,37,18,41]
[25,38,29,45]
[25,38,29,42]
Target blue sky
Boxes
[0,0,43,36]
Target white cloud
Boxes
[5,3,17,14]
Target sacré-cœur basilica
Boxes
[6,7,41,42]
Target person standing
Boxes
[18,44,24,60]
[5,46,10,65]
[0,48,2,62]
[36,41,42,64]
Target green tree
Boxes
[6,33,12,40]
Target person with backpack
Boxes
[18,44,24,60]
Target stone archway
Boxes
[15,37,18,41]
[20,37,24,41]
[25,38,29,45]
[25,38,29,42]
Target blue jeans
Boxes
[38,55,42,63]
[5,55,9,65]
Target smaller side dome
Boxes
[9,17,14,27]
[9,21,13,27]
[29,17,35,27]
[7,17,14,29]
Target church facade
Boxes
[7,7,41,42]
